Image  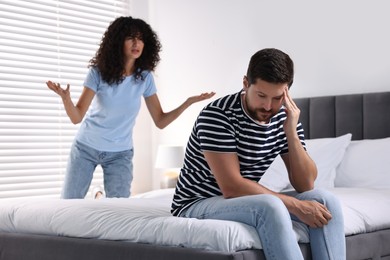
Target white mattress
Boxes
[0,188,389,253]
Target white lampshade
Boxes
[155,145,184,169]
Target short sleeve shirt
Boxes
[171,91,305,216]
[76,67,157,152]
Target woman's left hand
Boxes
[187,92,216,104]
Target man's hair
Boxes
[89,16,162,84]
[246,48,294,88]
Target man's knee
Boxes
[249,194,289,217]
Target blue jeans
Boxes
[62,140,134,199]
[182,189,346,260]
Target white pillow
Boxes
[335,137,390,188]
[259,155,289,192]
[259,133,352,191]
[306,133,352,188]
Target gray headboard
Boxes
[295,91,390,140]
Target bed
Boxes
[0,91,389,260]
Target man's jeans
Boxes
[62,140,133,199]
[182,189,346,260]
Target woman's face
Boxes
[123,35,144,61]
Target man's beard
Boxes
[245,94,274,123]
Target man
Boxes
[171,48,346,259]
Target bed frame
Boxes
[1,91,389,260]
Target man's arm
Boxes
[203,151,270,198]
[281,142,317,192]
[204,151,331,228]
[282,87,317,192]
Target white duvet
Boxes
[0,188,389,252]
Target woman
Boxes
[46,16,215,199]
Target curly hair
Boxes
[89,16,162,85]
[246,48,294,88]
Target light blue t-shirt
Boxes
[76,67,157,152]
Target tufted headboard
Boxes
[294,91,390,140]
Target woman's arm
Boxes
[46,81,95,124]
[144,92,215,129]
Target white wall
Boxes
[130,0,390,193]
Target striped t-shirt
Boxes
[171,91,305,216]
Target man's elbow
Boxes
[220,186,240,199]
[294,180,315,193]
[295,184,314,193]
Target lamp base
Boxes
[160,171,179,189]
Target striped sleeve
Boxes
[196,106,236,153]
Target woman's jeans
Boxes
[62,140,133,199]
[182,189,346,260]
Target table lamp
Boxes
[155,145,184,188]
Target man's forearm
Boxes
[286,136,317,192]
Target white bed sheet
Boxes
[328,187,390,235]
[0,188,389,253]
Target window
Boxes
[0,0,130,199]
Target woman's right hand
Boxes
[46,81,71,101]
[46,80,88,124]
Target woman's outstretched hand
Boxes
[187,91,216,105]
[46,81,71,101]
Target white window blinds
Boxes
[0,0,130,199]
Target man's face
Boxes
[242,78,287,124]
